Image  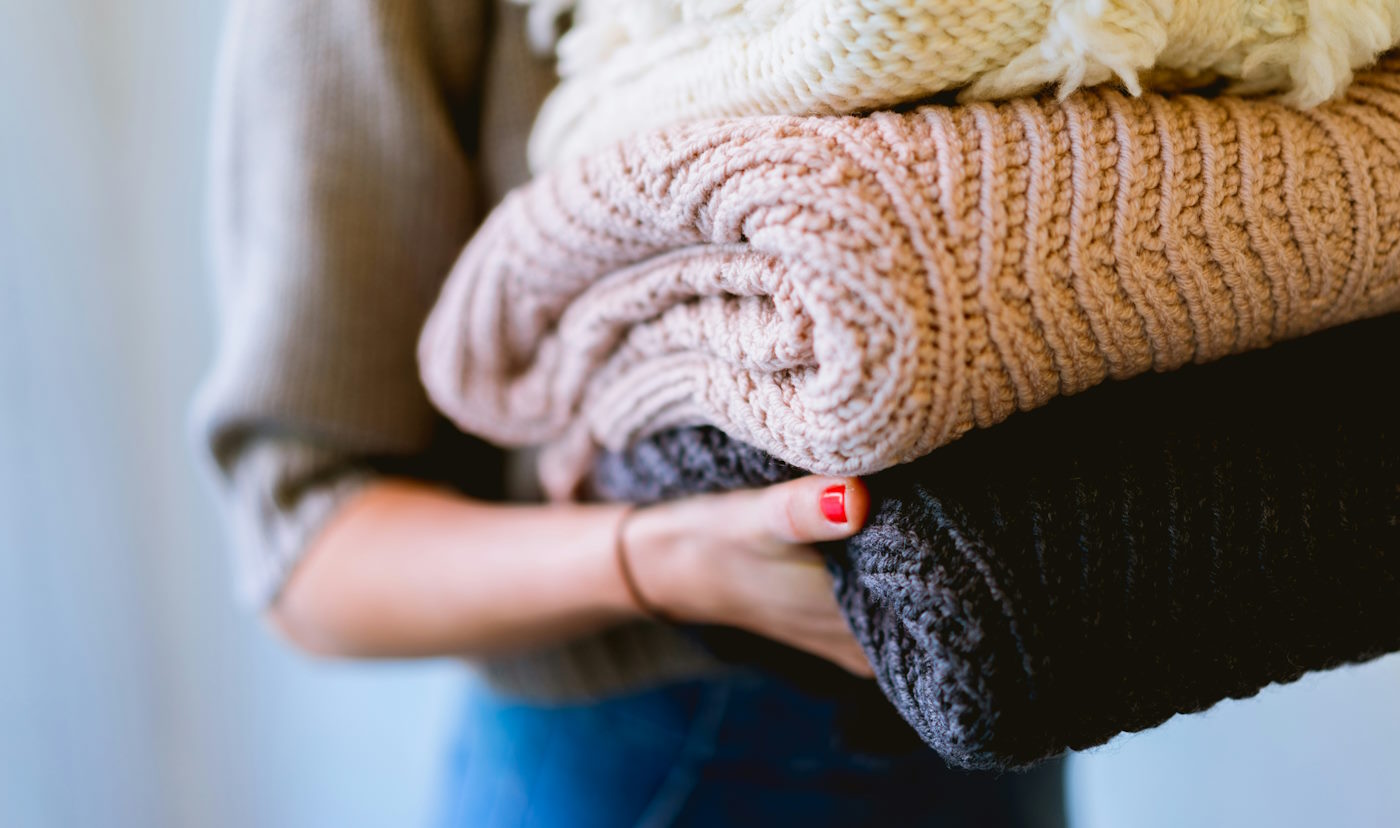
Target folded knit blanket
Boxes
[521,0,1400,167]
[419,58,1400,501]
[590,314,1400,771]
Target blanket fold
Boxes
[420,58,1400,500]
[522,0,1400,168]
[591,314,1400,771]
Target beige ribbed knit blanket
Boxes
[419,57,1400,500]
[522,0,1400,168]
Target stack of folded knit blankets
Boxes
[419,1,1400,770]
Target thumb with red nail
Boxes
[617,476,874,677]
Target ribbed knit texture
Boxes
[591,314,1400,771]
[420,57,1400,500]
[521,0,1400,168]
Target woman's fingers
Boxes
[826,637,877,677]
[751,476,870,544]
[784,600,876,677]
[627,475,876,676]
[662,476,869,546]
[781,614,874,677]
[765,574,875,677]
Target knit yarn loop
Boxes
[517,0,1400,169]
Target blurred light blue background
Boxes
[2,2,1397,827]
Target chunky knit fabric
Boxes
[591,314,1400,771]
[419,58,1400,500]
[521,0,1400,167]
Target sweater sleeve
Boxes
[192,0,491,605]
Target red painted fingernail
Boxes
[820,484,847,523]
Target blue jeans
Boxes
[436,672,1064,827]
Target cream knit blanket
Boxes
[419,57,1400,500]
[521,0,1400,169]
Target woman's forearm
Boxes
[269,473,872,674]
[269,479,641,658]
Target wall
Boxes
[0,2,461,826]
[1069,654,1400,827]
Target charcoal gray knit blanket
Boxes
[590,314,1400,771]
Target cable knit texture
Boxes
[419,58,1400,499]
[520,0,1400,167]
[591,315,1400,771]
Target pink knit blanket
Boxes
[420,57,1400,499]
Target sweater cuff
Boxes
[216,437,375,607]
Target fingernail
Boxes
[820,484,847,523]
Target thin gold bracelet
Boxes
[614,505,669,622]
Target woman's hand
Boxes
[270,476,873,677]
[621,477,874,677]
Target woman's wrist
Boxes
[617,502,720,625]
[613,506,670,621]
